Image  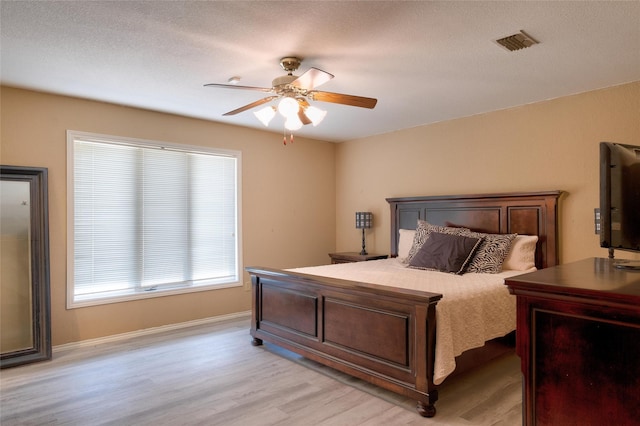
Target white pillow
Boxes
[502,235,538,271]
[398,229,416,262]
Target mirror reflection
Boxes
[1,180,34,353]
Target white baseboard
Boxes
[53,310,251,353]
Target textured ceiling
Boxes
[1,1,639,142]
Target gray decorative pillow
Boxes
[461,231,517,273]
[405,220,470,263]
[408,232,483,274]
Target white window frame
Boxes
[66,130,242,308]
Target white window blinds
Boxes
[68,132,240,306]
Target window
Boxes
[67,131,241,307]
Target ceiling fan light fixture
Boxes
[278,97,299,118]
[304,105,327,126]
[284,115,303,131]
[254,106,276,126]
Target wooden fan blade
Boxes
[297,98,311,109]
[296,99,312,125]
[223,96,278,116]
[298,109,312,125]
[291,68,334,90]
[204,83,273,93]
[309,91,377,109]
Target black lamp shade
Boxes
[355,212,373,229]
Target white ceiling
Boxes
[1,1,639,143]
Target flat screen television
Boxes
[599,142,640,270]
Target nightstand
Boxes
[328,252,388,264]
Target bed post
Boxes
[250,274,263,347]
[415,302,439,417]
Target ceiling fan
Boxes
[204,57,377,133]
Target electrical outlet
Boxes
[243,280,251,291]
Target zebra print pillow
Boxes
[461,231,517,273]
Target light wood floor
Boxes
[0,317,522,425]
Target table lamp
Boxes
[355,212,373,255]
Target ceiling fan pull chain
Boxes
[290,133,294,144]
[283,127,287,145]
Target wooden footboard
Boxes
[247,266,442,417]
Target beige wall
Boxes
[335,81,640,264]
[0,87,336,346]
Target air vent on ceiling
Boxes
[495,31,539,52]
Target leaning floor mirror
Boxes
[1,165,51,368]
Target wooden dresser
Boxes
[505,258,640,426]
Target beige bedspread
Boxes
[290,258,531,385]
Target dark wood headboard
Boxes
[386,191,563,269]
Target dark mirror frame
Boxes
[1,165,51,368]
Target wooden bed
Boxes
[247,191,562,417]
